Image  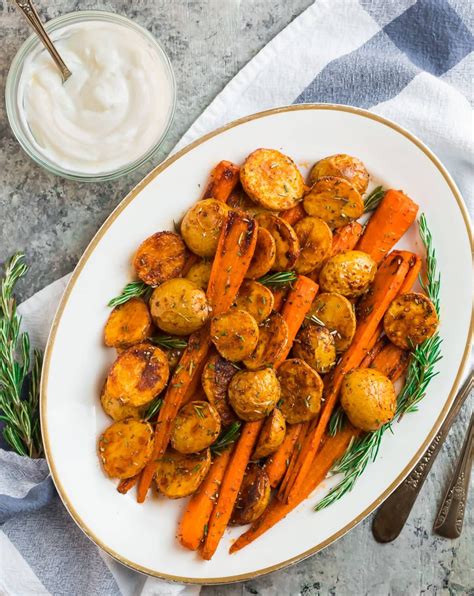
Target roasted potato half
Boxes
[240,148,305,211]
[150,278,211,336]
[104,298,153,349]
[133,231,186,286]
[228,367,281,421]
[310,292,356,352]
[171,400,221,454]
[210,309,259,361]
[104,343,169,407]
[100,387,145,421]
[255,212,300,271]
[231,463,271,525]
[293,324,336,374]
[98,419,154,478]
[181,198,231,257]
[277,358,323,424]
[253,408,286,459]
[309,154,369,194]
[294,216,333,274]
[242,312,289,370]
[319,250,377,298]
[185,259,212,291]
[341,368,396,431]
[383,292,439,350]
[303,177,364,229]
[155,448,211,499]
[234,280,274,324]
[201,352,238,427]
[245,227,277,279]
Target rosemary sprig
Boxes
[328,406,345,437]
[108,281,152,308]
[258,271,297,287]
[306,313,326,327]
[149,335,188,350]
[316,214,442,510]
[0,253,43,458]
[144,397,163,421]
[211,421,242,455]
[364,186,385,212]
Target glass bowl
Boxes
[5,10,176,182]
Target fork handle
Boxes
[372,371,473,543]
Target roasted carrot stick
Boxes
[359,335,388,369]
[202,160,240,203]
[331,221,363,256]
[230,424,358,553]
[271,287,287,312]
[371,342,410,382]
[181,252,200,276]
[207,211,258,315]
[178,448,232,550]
[265,423,303,488]
[280,250,413,504]
[117,475,138,494]
[280,203,306,226]
[357,189,419,264]
[397,253,422,294]
[201,420,263,560]
[277,422,309,496]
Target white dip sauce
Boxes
[17,21,173,174]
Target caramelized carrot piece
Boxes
[280,203,306,226]
[265,423,303,488]
[117,475,138,494]
[202,160,240,203]
[331,221,363,255]
[371,342,410,382]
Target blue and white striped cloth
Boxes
[1,1,472,594]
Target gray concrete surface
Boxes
[1,1,472,594]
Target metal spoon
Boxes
[15,0,72,82]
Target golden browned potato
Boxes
[180,198,231,257]
[245,228,276,279]
[133,231,186,286]
[185,259,212,290]
[293,217,333,274]
[201,352,238,426]
[98,419,154,478]
[149,278,211,336]
[383,292,439,350]
[100,387,145,421]
[210,309,259,361]
[310,292,356,352]
[253,408,286,459]
[242,312,289,370]
[240,148,305,211]
[303,177,364,229]
[234,280,274,324]
[293,325,336,373]
[309,154,369,194]
[231,464,271,525]
[319,250,377,298]
[341,368,396,431]
[104,298,153,349]
[171,400,221,454]
[104,343,169,407]
[228,368,281,421]
[277,358,323,424]
[155,448,211,498]
[255,212,300,270]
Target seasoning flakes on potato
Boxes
[277,358,323,424]
[230,464,271,525]
[155,448,211,499]
[185,259,212,290]
[211,309,259,361]
[310,292,356,352]
[255,212,300,270]
[245,227,276,279]
[228,367,281,421]
[201,352,238,427]
[319,250,377,298]
[234,280,274,324]
[150,278,211,336]
[293,216,333,274]
[181,198,231,257]
[383,292,439,350]
[240,148,305,211]
[171,400,221,454]
[104,342,169,407]
[98,419,154,479]
[100,387,145,422]
[309,154,369,194]
[104,297,153,348]
[293,324,336,373]
[303,176,364,229]
[242,312,289,370]
[133,231,186,286]
[253,408,286,459]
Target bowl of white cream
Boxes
[6,11,176,181]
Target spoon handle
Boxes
[433,414,473,539]
[15,0,71,82]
